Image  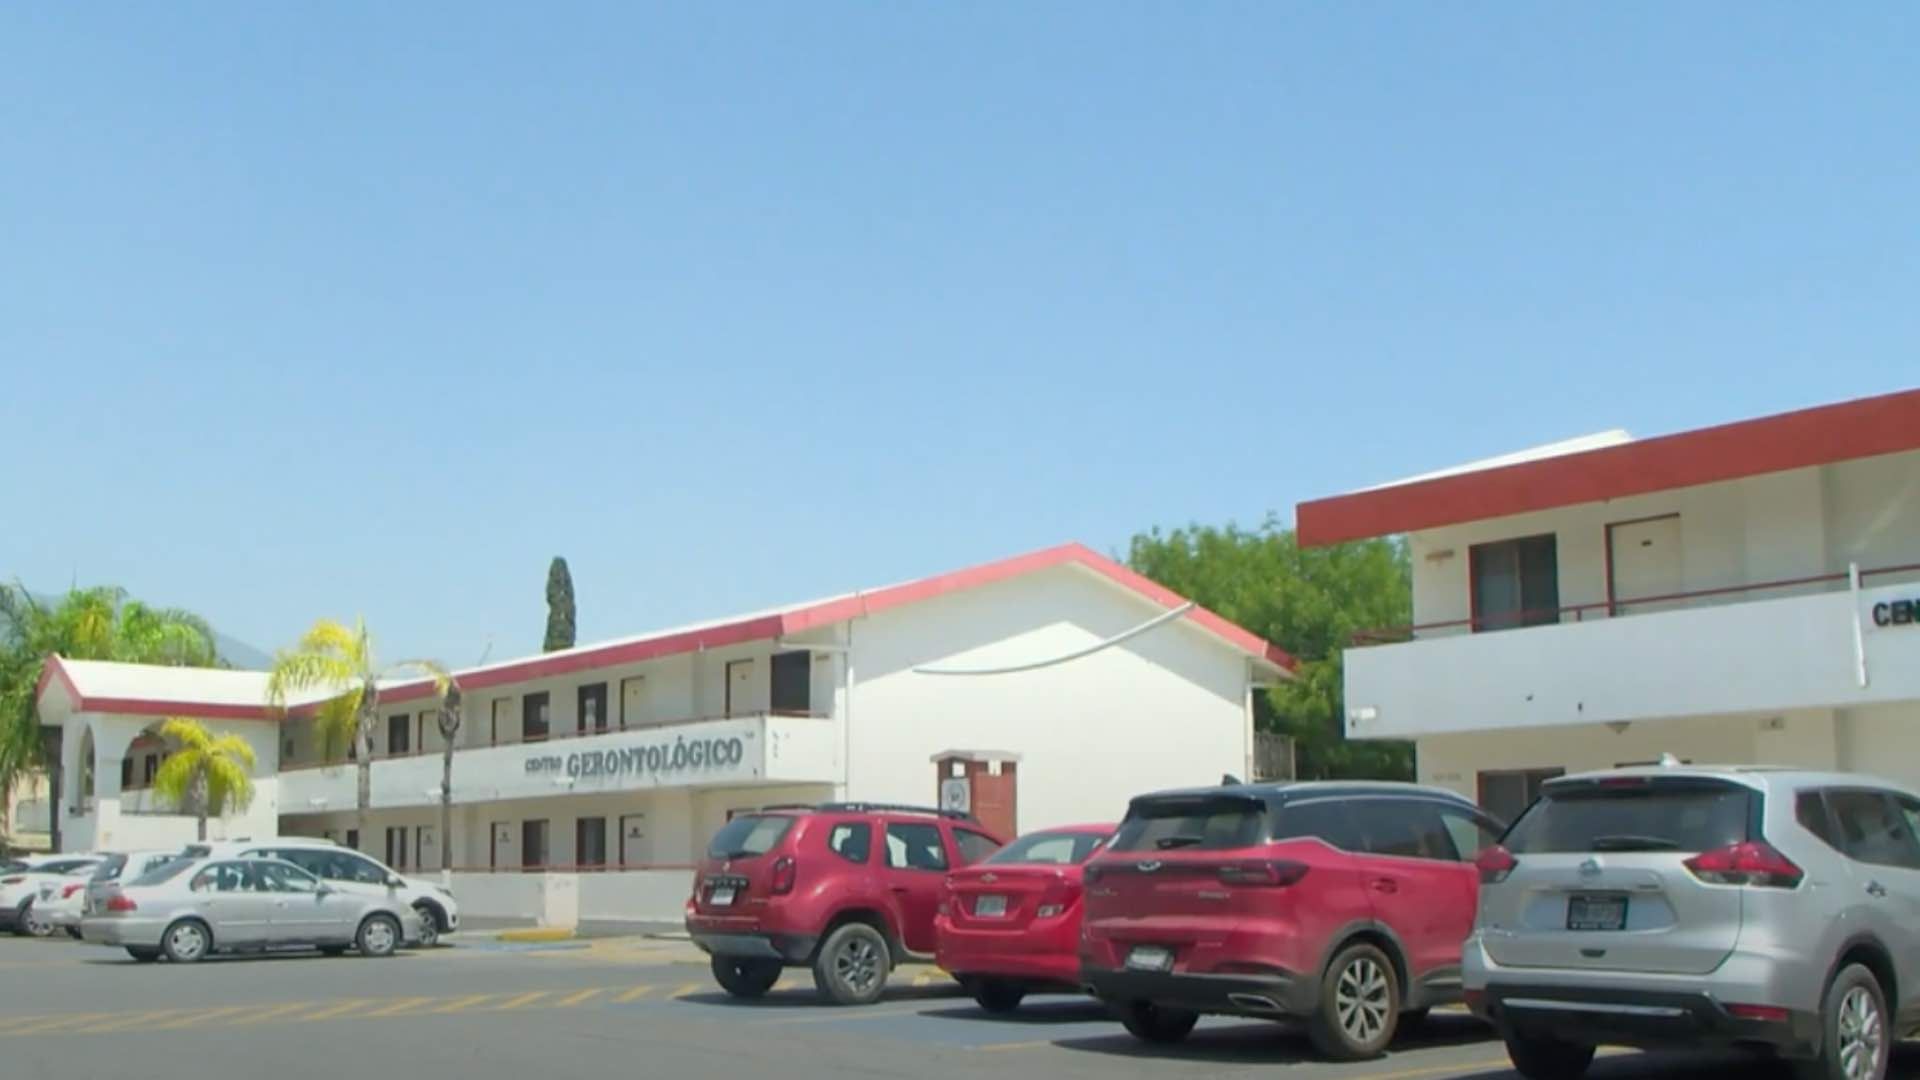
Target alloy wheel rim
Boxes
[171,924,205,960]
[366,920,396,954]
[1838,986,1885,1080]
[1335,957,1390,1043]
[835,938,879,993]
[416,916,438,947]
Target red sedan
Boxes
[934,823,1114,1012]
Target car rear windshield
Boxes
[983,831,1108,866]
[706,815,796,859]
[128,859,195,887]
[1503,779,1753,855]
[1108,796,1268,853]
[89,854,129,882]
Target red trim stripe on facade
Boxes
[1296,387,1920,547]
[39,542,1295,719]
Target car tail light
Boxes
[1216,860,1308,887]
[61,884,83,899]
[1726,1003,1791,1023]
[106,894,138,913]
[1684,842,1802,888]
[769,856,797,896]
[1475,845,1517,885]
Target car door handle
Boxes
[1370,878,1399,894]
[1868,881,1888,898]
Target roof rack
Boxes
[757,801,975,821]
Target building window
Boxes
[1470,535,1560,632]
[578,683,608,735]
[771,651,811,714]
[387,714,411,756]
[345,828,360,852]
[522,820,550,870]
[120,758,133,791]
[576,817,608,870]
[385,826,409,869]
[144,755,158,785]
[1478,767,1564,825]
[523,693,551,742]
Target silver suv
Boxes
[1465,764,1919,1080]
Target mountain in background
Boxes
[23,589,273,671]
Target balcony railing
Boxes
[1352,559,1920,646]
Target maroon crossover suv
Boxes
[1081,781,1504,1060]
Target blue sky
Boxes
[3,5,1916,665]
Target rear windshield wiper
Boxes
[1587,835,1681,852]
[715,849,763,860]
[1154,835,1205,850]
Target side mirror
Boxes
[385,874,404,889]
[316,884,335,897]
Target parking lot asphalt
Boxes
[3,936,1917,1080]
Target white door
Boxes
[621,677,647,729]
[417,826,439,872]
[1609,516,1683,615]
[726,659,763,716]
[618,814,648,866]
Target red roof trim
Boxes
[35,654,307,722]
[1296,387,1920,546]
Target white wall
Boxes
[847,564,1251,833]
[59,710,281,853]
[1837,702,1920,790]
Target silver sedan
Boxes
[81,856,424,963]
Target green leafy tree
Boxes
[544,557,576,652]
[151,717,256,842]
[265,618,450,847]
[1127,518,1413,780]
[0,585,219,847]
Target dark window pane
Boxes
[523,693,550,740]
[954,829,1002,865]
[1829,791,1920,870]
[826,822,871,864]
[1797,792,1838,849]
[522,820,549,869]
[771,651,811,713]
[387,714,410,755]
[576,817,607,867]
[1505,779,1752,855]
[1471,535,1560,632]
[1347,799,1458,860]
[883,822,949,871]
[984,832,1108,866]
[1109,796,1268,853]
[1272,801,1363,851]
[706,815,794,859]
[577,684,608,734]
[1438,807,1505,861]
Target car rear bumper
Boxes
[939,945,1081,987]
[79,917,164,948]
[1476,983,1819,1054]
[1082,963,1314,1018]
[690,930,818,964]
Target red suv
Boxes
[935,823,1114,1012]
[1081,781,1504,1060]
[686,802,1007,1005]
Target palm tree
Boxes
[265,618,448,848]
[432,679,463,886]
[151,718,256,842]
[0,585,219,848]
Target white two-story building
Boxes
[1297,387,1920,824]
[36,542,1293,923]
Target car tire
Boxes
[1505,1032,1597,1080]
[711,956,783,998]
[1118,1001,1199,1043]
[126,947,160,963]
[1794,963,1891,1080]
[161,919,212,964]
[65,927,83,941]
[972,980,1026,1014]
[811,923,890,1006]
[23,905,54,938]
[1309,942,1401,1061]
[356,914,401,958]
[413,904,441,949]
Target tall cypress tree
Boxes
[544,557,577,652]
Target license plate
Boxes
[1125,945,1173,972]
[709,886,737,907]
[1567,894,1628,931]
[973,895,1007,918]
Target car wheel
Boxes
[1309,942,1400,1061]
[1118,1001,1199,1043]
[1795,964,1890,1080]
[23,905,54,938]
[413,905,441,948]
[65,927,83,941]
[356,914,401,958]
[811,923,890,1006]
[1505,1032,1597,1080]
[711,956,782,998]
[161,919,212,964]
[972,980,1027,1014]
[125,947,160,963]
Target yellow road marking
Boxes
[75,1010,188,1033]
[612,986,655,1003]
[360,997,436,1017]
[551,988,606,1007]
[429,994,499,1013]
[230,1002,319,1025]
[3,1013,112,1036]
[486,990,552,1011]
[766,1003,932,1025]
[670,983,703,999]
[298,1000,370,1022]
[147,1005,259,1031]
[774,977,801,992]
[1347,1059,1513,1080]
